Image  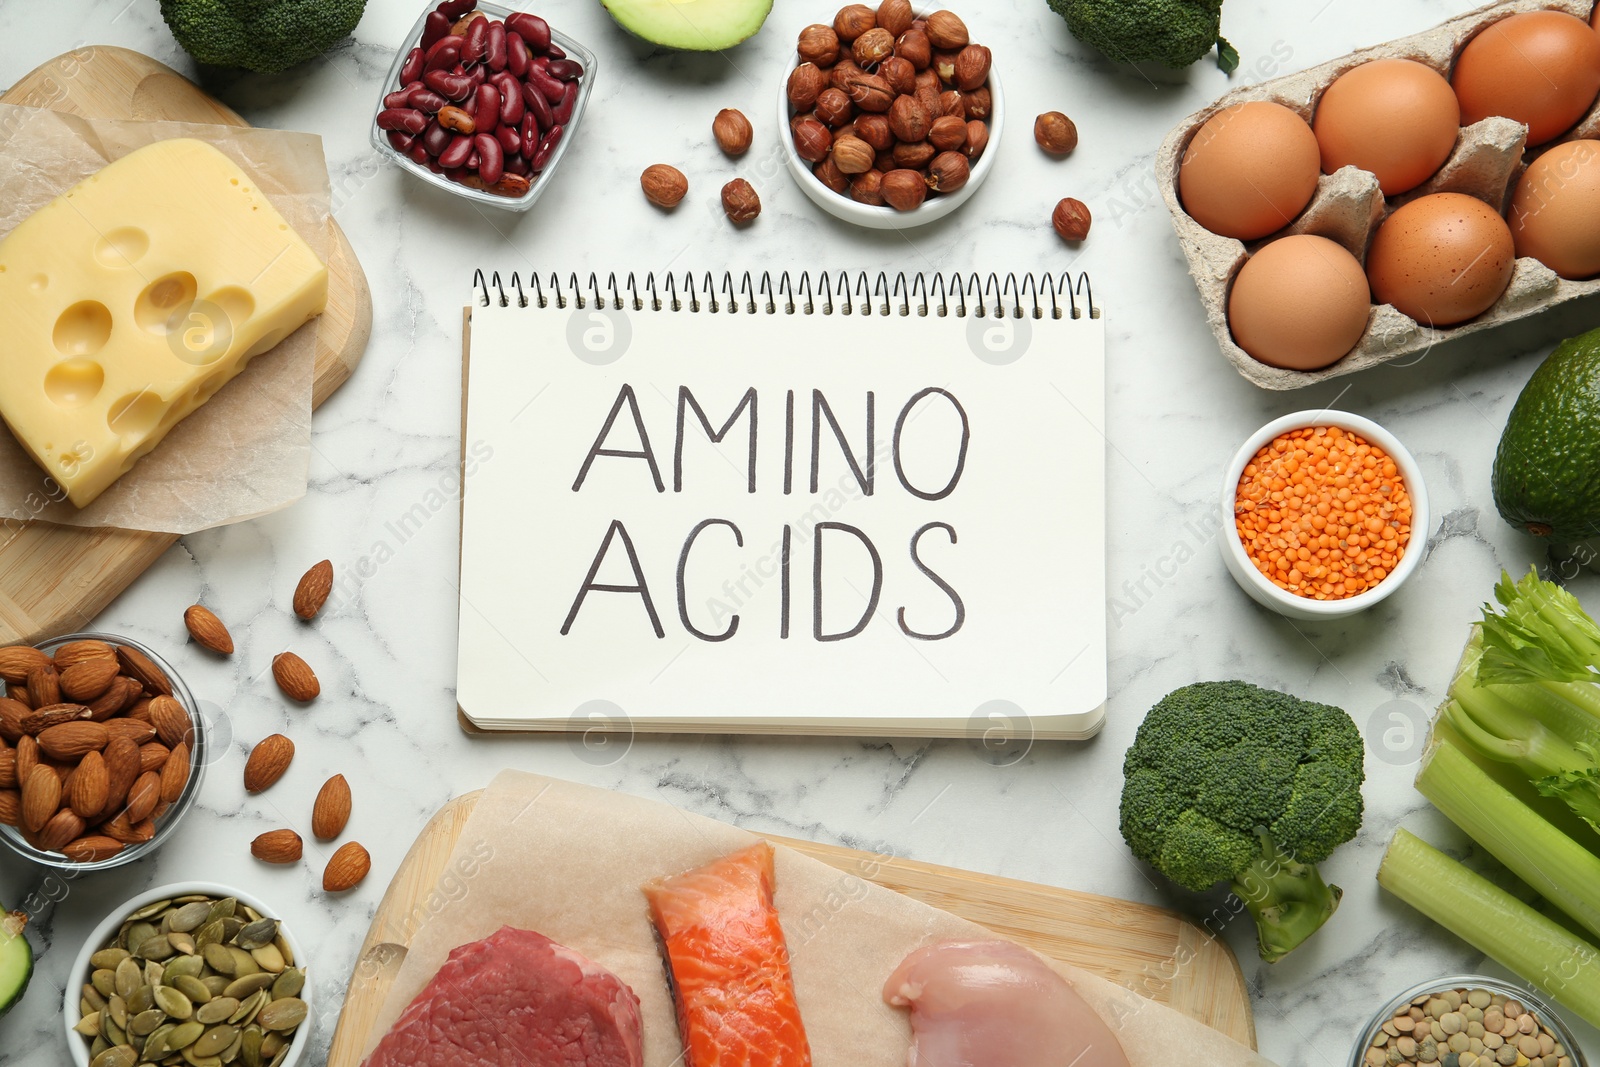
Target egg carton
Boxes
[1157,0,1600,391]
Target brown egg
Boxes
[1452,11,1600,146]
[1314,59,1460,195]
[1510,140,1600,280]
[1367,193,1515,327]
[1228,235,1371,369]
[1179,101,1321,241]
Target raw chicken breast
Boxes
[882,939,1131,1067]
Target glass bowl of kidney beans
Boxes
[372,0,596,211]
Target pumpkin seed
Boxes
[271,934,293,969]
[182,1051,223,1067]
[260,1031,286,1058]
[76,1011,103,1036]
[200,976,229,997]
[89,1034,109,1058]
[266,1045,288,1067]
[92,948,131,970]
[195,997,238,1025]
[108,992,129,1029]
[268,969,302,1001]
[129,899,173,922]
[130,1008,166,1037]
[93,968,118,998]
[172,975,211,1005]
[84,982,108,1010]
[254,998,306,1032]
[222,973,273,1000]
[231,988,268,1026]
[169,902,212,933]
[235,919,277,951]
[103,1017,129,1046]
[142,1022,175,1061]
[239,1025,264,1067]
[153,984,193,1020]
[206,898,237,924]
[164,954,204,983]
[201,943,235,975]
[220,917,245,943]
[115,958,144,1000]
[137,935,175,962]
[143,960,163,989]
[222,1028,245,1064]
[90,1045,137,1067]
[126,984,154,1016]
[192,1024,237,1058]
[227,947,260,977]
[167,932,197,956]
[126,922,159,949]
[165,1020,204,1050]
[249,945,284,974]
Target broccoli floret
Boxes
[1120,681,1365,961]
[1048,0,1239,73]
[160,0,368,74]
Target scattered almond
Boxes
[183,603,235,654]
[244,734,294,793]
[69,750,108,819]
[312,774,352,841]
[160,742,190,804]
[59,657,119,703]
[36,720,109,761]
[323,841,371,892]
[271,653,320,702]
[0,645,50,683]
[148,695,193,749]
[293,560,334,620]
[251,828,304,864]
[20,764,60,833]
[61,835,123,862]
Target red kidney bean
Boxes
[527,65,565,104]
[424,36,461,71]
[437,0,475,18]
[387,130,416,152]
[531,125,563,172]
[521,80,553,129]
[486,20,507,71]
[462,16,488,64]
[505,155,531,178]
[423,120,453,156]
[410,143,431,165]
[377,108,428,134]
[529,54,549,73]
[465,64,487,89]
[399,46,425,83]
[468,149,480,168]
[384,84,420,108]
[423,69,474,99]
[473,82,500,135]
[474,133,505,184]
[443,165,468,181]
[439,134,474,169]
[520,112,537,146]
[545,43,566,60]
[496,123,520,155]
[552,83,578,125]
[506,13,550,53]
[491,72,523,126]
[547,58,583,81]
[408,86,447,112]
[420,12,451,49]
[506,31,530,76]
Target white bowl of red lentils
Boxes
[1221,410,1428,620]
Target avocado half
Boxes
[600,0,773,50]
[1492,327,1600,543]
[0,908,32,1018]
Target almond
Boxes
[0,698,26,742]
[243,734,293,793]
[184,605,235,655]
[106,719,157,746]
[251,828,303,864]
[293,560,334,620]
[115,643,172,697]
[125,770,161,822]
[312,774,352,841]
[26,665,59,709]
[101,811,154,844]
[101,737,140,816]
[0,646,50,683]
[160,742,190,804]
[125,696,154,723]
[138,741,170,774]
[21,703,91,735]
[323,841,371,892]
[0,749,13,790]
[148,696,193,749]
[52,640,116,670]
[69,750,108,819]
[0,789,19,826]
[271,653,319,702]
[59,657,119,703]
[6,684,29,707]
[86,676,139,722]
[14,735,37,783]
[61,835,123,862]
[37,720,109,760]
[37,808,85,852]
[20,764,59,832]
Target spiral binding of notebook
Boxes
[472,270,1099,319]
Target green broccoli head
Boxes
[160,0,368,74]
[1120,681,1365,960]
[1048,0,1239,73]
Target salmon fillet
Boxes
[644,842,813,1067]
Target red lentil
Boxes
[1234,425,1412,601]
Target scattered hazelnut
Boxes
[882,168,929,211]
[640,164,688,208]
[924,10,970,49]
[787,63,827,110]
[1052,197,1091,242]
[722,178,761,224]
[815,87,856,127]
[877,0,915,37]
[832,135,876,174]
[793,117,834,163]
[853,26,896,66]
[834,3,877,41]
[925,151,970,193]
[929,115,968,152]
[815,155,851,194]
[1034,111,1078,155]
[851,168,886,205]
[963,119,989,160]
[953,44,991,91]
[713,108,754,156]
[797,23,841,66]
[889,94,932,143]
[896,29,932,70]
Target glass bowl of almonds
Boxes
[65,883,310,1067]
[1350,976,1587,1067]
[0,633,207,872]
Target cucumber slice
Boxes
[0,907,33,1018]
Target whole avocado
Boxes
[1048,0,1238,72]
[1493,327,1600,544]
[159,0,368,74]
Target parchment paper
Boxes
[360,771,1279,1067]
[0,104,331,534]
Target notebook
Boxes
[456,271,1106,739]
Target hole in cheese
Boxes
[133,271,198,335]
[93,227,149,269]
[44,359,106,408]
[52,300,112,356]
[107,390,165,447]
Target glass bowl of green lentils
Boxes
[1352,976,1586,1067]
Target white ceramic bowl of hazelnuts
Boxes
[778,3,1004,229]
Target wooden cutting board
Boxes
[326,790,1256,1065]
[0,47,372,645]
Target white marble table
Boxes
[4,1,1598,1065]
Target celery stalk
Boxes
[1418,739,1600,941]
[1378,829,1600,1028]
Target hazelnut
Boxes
[933,49,959,85]
[640,164,688,208]
[877,0,915,36]
[713,108,754,156]
[1034,111,1078,155]
[874,148,898,172]
[830,58,864,93]
[925,151,970,193]
[879,55,917,96]
[963,119,989,160]
[953,44,991,91]
[938,89,965,118]
[924,10,969,49]
[851,168,886,205]
[834,120,859,142]
[797,23,841,65]
[915,85,943,122]
[882,168,928,211]
[855,113,894,150]
[787,63,827,110]
[964,86,992,120]
[914,67,940,93]
[1052,197,1091,242]
[834,4,876,41]
[853,27,896,66]
[722,178,761,224]
[896,28,932,70]
[844,72,895,112]
[792,117,834,163]
[832,134,876,174]
[888,94,932,142]
[929,114,968,152]
[815,87,856,127]
[893,139,935,169]
[814,156,851,194]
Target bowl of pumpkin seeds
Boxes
[65,882,310,1067]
